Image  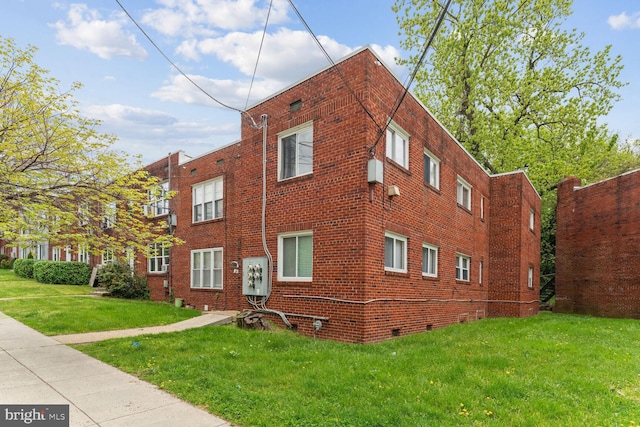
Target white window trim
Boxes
[456,253,470,282]
[480,196,485,220]
[386,121,410,169]
[190,248,223,289]
[52,247,61,262]
[101,249,114,265]
[78,245,90,264]
[457,176,472,210]
[529,209,535,231]
[277,121,314,181]
[148,243,169,274]
[385,231,408,273]
[422,243,438,277]
[192,177,223,223]
[479,260,484,285]
[147,181,170,217]
[277,230,313,282]
[528,266,534,288]
[423,148,440,189]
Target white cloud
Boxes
[188,28,353,82]
[51,4,147,60]
[369,44,404,76]
[607,11,640,30]
[141,0,290,36]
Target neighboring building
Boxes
[555,171,640,319]
[139,47,540,343]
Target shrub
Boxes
[33,261,92,286]
[13,259,36,278]
[0,258,14,269]
[96,261,149,300]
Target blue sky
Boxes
[2,1,639,164]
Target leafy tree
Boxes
[0,36,178,259]
[394,0,640,274]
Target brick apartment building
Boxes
[139,47,540,343]
[555,171,640,319]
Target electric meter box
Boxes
[242,257,269,296]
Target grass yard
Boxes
[76,313,640,427]
[0,269,93,298]
[0,270,202,335]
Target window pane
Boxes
[386,129,393,159]
[385,237,394,268]
[394,239,404,269]
[395,135,405,166]
[297,235,312,277]
[202,251,211,287]
[204,201,213,220]
[298,129,313,175]
[194,205,202,222]
[204,183,213,204]
[424,154,430,183]
[281,135,296,179]
[215,200,223,218]
[192,252,201,287]
[283,237,296,277]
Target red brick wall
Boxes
[555,172,640,318]
[141,48,541,343]
[487,173,540,317]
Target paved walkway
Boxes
[0,311,236,426]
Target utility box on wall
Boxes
[242,257,269,296]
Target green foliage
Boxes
[0,36,181,260]
[394,0,640,274]
[32,261,92,286]
[0,256,14,269]
[13,259,36,278]
[97,261,149,300]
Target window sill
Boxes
[385,158,411,175]
[192,217,224,226]
[455,280,471,285]
[424,183,441,194]
[457,204,472,215]
[276,173,313,185]
[385,270,409,278]
[190,287,224,292]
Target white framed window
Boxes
[480,196,485,220]
[528,266,534,288]
[52,247,61,261]
[456,254,470,282]
[278,231,313,281]
[148,243,169,273]
[191,248,223,289]
[423,149,440,189]
[192,178,223,223]
[64,245,72,262]
[422,243,438,277]
[529,209,535,231]
[386,122,409,168]
[36,242,48,260]
[78,245,90,264]
[278,122,313,180]
[147,181,169,217]
[479,260,484,285]
[102,201,116,228]
[457,176,472,210]
[101,249,114,265]
[385,231,407,273]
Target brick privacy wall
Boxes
[487,173,540,318]
[555,172,640,318]
[141,48,541,343]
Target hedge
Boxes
[13,259,36,278]
[32,261,92,286]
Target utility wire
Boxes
[114,0,244,114]
[286,0,385,135]
[367,0,453,156]
[245,0,274,110]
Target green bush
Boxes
[96,261,149,300]
[13,259,36,278]
[33,261,92,286]
[0,258,14,269]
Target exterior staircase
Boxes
[90,287,111,297]
[539,274,555,310]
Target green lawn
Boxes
[0,269,93,298]
[76,313,640,427]
[0,270,201,335]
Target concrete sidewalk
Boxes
[0,311,235,426]
[52,311,236,344]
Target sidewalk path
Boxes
[0,311,235,426]
[52,311,236,344]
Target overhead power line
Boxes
[114,0,244,114]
